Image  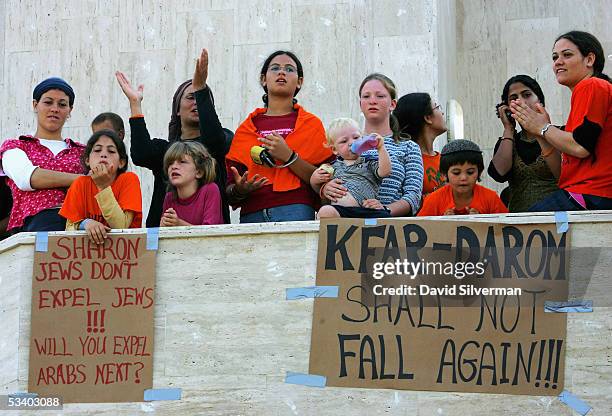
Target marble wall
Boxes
[1,212,612,414]
[0,0,441,223]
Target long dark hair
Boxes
[501,75,546,105]
[555,31,611,83]
[359,73,400,142]
[260,50,304,106]
[82,129,128,174]
[393,92,433,139]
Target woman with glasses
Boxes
[321,73,424,216]
[224,50,332,223]
[393,93,447,198]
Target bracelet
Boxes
[498,137,514,143]
[541,147,555,158]
[277,151,298,168]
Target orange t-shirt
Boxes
[422,152,444,195]
[417,183,508,216]
[59,172,142,228]
[558,77,612,197]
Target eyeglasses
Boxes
[268,64,297,74]
[433,104,444,113]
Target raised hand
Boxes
[192,48,209,91]
[115,71,144,115]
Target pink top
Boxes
[0,135,85,229]
[162,182,223,226]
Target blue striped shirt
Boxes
[362,136,423,214]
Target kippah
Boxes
[33,77,75,106]
[441,139,482,155]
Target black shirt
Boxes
[129,87,233,227]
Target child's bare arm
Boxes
[375,135,391,178]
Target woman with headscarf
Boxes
[0,77,85,232]
[117,48,233,226]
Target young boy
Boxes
[311,118,391,218]
[418,139,508,216]
[91,112,125,140]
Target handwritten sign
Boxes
[28,234,157,403]
[309,219,569,395]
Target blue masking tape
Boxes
[286,286,339,300]
[364,218,377,226]
[8,392,38,398]
[545,300,593,313]
[285,372,326,388]
[144,388,182,401]
[558,390,591,415]
[146,227,160,250]
[35,232,48,252]
[554,211,569,234]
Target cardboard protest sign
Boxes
[28,234,157,403]
[310,219,569,395]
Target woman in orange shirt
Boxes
[225,50,332,222]
[60,130,142,244]
[511,31,612,211]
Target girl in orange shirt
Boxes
[60,130,142,243]
[418,140,508,216]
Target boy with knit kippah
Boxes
[418,139,508,216]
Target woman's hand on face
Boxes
[362,199,384,210]
[510,101,551,137]
[322,178,347,203]
[259,133,293,163]
[496,103,515,130]
[230,166,269,194]
[115,71,143,103]
[192,48,209,91]
[85,220,111,245]
[91,164,115,191]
